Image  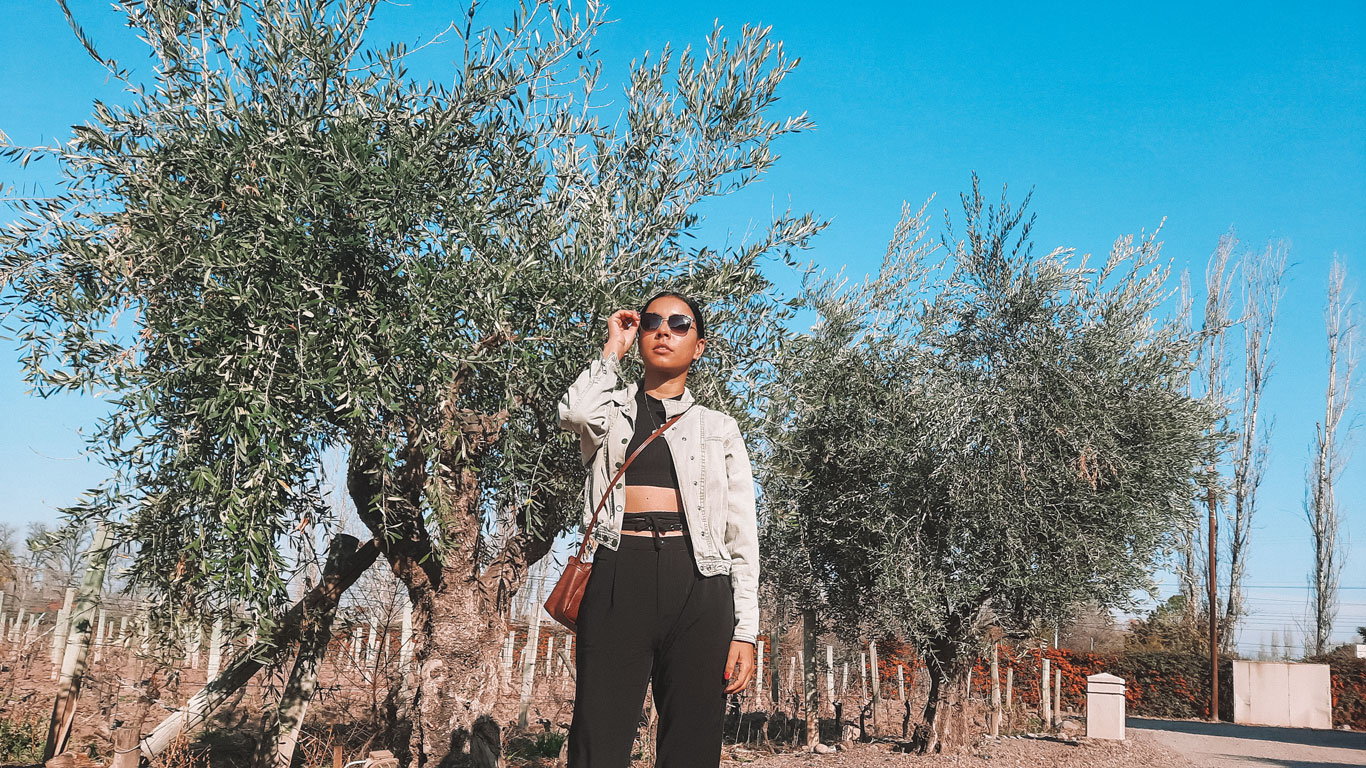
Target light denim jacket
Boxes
[557,352,760,645]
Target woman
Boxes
[557,291,759,767]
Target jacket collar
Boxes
[621,377,696,422]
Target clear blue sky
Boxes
[2,1,1363,654]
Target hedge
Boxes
[863,641,1366,727]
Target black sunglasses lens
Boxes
[638,311,693,334]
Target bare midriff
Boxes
[622,485,686,536]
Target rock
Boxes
[362,750,399,768]
[813,743,835,754]
[1058,719,1081,732]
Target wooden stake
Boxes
[990,644,1001,737]
[1040,652,1052,728]
[756,639,766,708]
[517,578,546,729]
[868,640,880,734]
[1054,663,1063,723]
[826,644,836,709]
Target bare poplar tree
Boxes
[1222,240,1286,651]
[1307,256,1356,656]
[1189,234,1235,632]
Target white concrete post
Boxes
[52,587,76,670]
[365,615,379,668]
[545,635,556,677]
[186,623,201,669]
[859,652,868,700]
[501,631,517,677]
[826,645,835,705]
[94,609,108,661]
[755,639,765,705]
[1041,655,1051,726]
[206,618,224,680]
[1085,673,1125,739]
[518,581,546,728]
[399,600,413,672]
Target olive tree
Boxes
[761,178,1215,751]
[0,1,820,763]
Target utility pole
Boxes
[1207,485,1219,722]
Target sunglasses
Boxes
[637,311,695,336]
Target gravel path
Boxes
[1128,717,1366,767]
[717,733,1189,768]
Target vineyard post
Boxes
[1041,650,1052,728]
[869,640,880,734]
[756,638,766,709]
[44,523,114,759]
[826,644,835,711]
[990,644,1001,737]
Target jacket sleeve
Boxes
[557,351,623,466]
[722,417,760,646]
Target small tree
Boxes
[763,177,1216,752]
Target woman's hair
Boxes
[639,291,707,339]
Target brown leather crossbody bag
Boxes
[544,408,686,632]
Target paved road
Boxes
[1130,717,1366,767]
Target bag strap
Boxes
[577,407,688,561]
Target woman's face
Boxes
[638,295,706,375]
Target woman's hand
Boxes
[723,639,756,695]
[602,309,639,361]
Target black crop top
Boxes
[624,384,683,488]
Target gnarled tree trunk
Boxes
[349,384,559,768]
[910,635,970,754]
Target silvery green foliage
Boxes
[762,177,1217,674]
[0,0,820,631]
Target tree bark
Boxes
[255,537,355,768]
[349,392,557,768]
[141,537,378,759]
[910,636,968,754]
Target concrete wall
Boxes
[1231,660,1331,729]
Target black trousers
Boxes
[567,530,734,767]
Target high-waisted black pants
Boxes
[567,529,734,767]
